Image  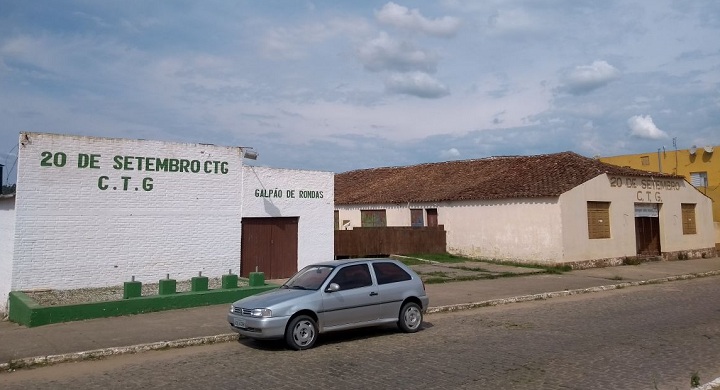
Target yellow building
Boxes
[600,145,719,246]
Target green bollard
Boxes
[191,271,209,292]
[222,273,239,289]
[123,276,142,299]
[248,272,265,287]
[159,274,177,295]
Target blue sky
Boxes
[1,0,719,184]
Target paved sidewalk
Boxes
[1,257,720,372]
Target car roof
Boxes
[309,258,398,267]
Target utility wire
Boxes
[5,156,18,186]
[2,143,19,187]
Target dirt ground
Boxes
[409,261,544,282]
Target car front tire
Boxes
[398,302,423,333]
[285,315,318,350]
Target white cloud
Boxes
[561,60,620,95]
[261,18,372,60]
[627,115,669,139]
[357,32,438,73]
[440,148,461,158]
[486,8,540,36]
[384,71,449,98]
[120,17,161,33]
[1,1,718,178]
[376,2,460,37]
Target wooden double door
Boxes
[241,217,298,279]
[635,217,660,256]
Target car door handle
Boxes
[369,292,378,296]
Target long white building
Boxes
[335,152,715,267]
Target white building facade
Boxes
[0,132,334,314]
[335,153,715,267]
[0,195,15,313]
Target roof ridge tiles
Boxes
[335,151,681,205]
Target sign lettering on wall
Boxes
[634,203,659,217]
[254,188,324,199]
[40,151,230,191]
[608,176,681,202]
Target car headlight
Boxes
[229,304,234,313]
[251,308,272,318]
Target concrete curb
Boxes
[2,270,720,372]
[426,270,720,314]
[0,333,239,373]
[695,377,720,390]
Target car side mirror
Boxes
[326,283,340,292]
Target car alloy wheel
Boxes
[398,302,422,333]
[286,315,318,350]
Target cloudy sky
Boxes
[1,0,719,184]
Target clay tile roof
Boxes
[335,151,679,205]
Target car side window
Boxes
[372,262,412,285]
[330,264,373,290]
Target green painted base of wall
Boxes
[8,284,278,328]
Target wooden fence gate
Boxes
[334,226,446,258]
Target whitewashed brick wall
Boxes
[12,133,244,290]
[0,196,15,313]
[242,165,335,270]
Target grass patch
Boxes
[691,371,700,387]
[623,256,643,265]
[478,258,571,274]
[396,257,432,266]
[423,277,451,284]
[402,253,571,274]
[404,253,474,264]
[421,271,451,278]
[450,265,491,272]
[418,271,520,284]
[399,253,573,284]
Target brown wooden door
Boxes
[426,208,438,227]
[635,217,660,256]
[241,217,299,279]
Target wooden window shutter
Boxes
[681,203,696,235]
[587,201,611,239]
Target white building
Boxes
[335,152,715,267]
[0,132,334,314]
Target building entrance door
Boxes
[241,217,299,279]
[426,208,438,227]
[634,203,660,256]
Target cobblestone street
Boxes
[3,276,720,390]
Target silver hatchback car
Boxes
[228,258,429,350]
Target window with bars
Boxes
[640,156,650,166]
[360,210,387,227]
[587,201,611,239]
[681,203,697,235]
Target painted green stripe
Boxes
[8,285,279,328]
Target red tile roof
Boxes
[335,151,679,204]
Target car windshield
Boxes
[282,265,334,290]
